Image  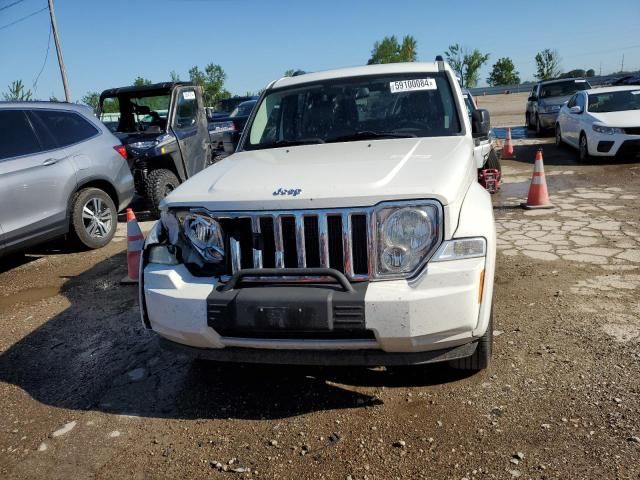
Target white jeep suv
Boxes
[140,60,496,371]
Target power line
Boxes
[0,0,27,12]
[32,22,51,92]
[0,5,47,32]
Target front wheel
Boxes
[70,187,117,249]
[578,133,591,163]
[485,148,501,172]
[536,116,544,137]
[145,169,180,217]
[555,123,563,147]
[449,310,493,371]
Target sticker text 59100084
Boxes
[390,78,437,94]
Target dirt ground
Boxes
[1,95,639,480]
[476,92,529,127]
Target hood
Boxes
[590,110,640,127]
[164,136,475,211]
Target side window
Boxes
[30,110,99,148]
[576,93,585,111]
[0,110,42,160]
[175,90,198,128]
[567,95,577,108]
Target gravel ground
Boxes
[1,96,639,479]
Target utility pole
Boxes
[621,54,625,73]
[47,0,70,102]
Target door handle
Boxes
[42,158,59,166]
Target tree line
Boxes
[0,43,619,105]
[367,36,598,87]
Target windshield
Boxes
[244,72,461,150]
[588,90,640,113]
[540,80,590,99]
[100,94,170,133]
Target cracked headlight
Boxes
[376,205,439,277]
[176,212,225,263]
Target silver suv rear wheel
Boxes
[70,188,117,249]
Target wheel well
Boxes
[144,155,182,181]
[74,179,119,209]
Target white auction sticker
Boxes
[631,90,640,95]
[182,91,196,100]
[390,78,437,94]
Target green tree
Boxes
[170,70,180,82]
[444,44,490,87]
[283,69,297,77]
[534,49,561,80]
[189,63,230,105]
[2,80,32,101]
[487,57,520,86]
[367,35,418,64]
[586,68,595,77]
[464,49,490,87]
[444,44,465,82]
[81,91,100,112]
[133,76,153,86]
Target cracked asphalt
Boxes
[1,95,639,479]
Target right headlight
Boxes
[175,212,225,263]
[375,204,440,277]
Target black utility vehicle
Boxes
[99,82,212,214]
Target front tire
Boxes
[70,188,117,249]
[555,123,563,147]
[578,133,591,162]
[526,113,533,130]
[449,310,493,371]
[536,116,544,137]
[485,148,501,172]
[146,169,180,216]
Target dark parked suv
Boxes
[525,78,591,135]
[0,102,134,255]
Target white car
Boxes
[140,60,496,371]
[555,85,640,161]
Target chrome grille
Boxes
[216,209,372,281]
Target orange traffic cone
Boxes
[121,208,144,284]
[521,148,554,209]
[501,127,515,159]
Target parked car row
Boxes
[525,78,592,135]
[524,77,640,160]
[555,85,640,161]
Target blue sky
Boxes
[1,0,639,102]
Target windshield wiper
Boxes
[326,131,417,143]
[251,138,325,150]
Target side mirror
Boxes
[222,130,240,154]
[471,109,490,137]
[528,95,537,101]
[569,105,583,114]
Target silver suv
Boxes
[0,102,134,255]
